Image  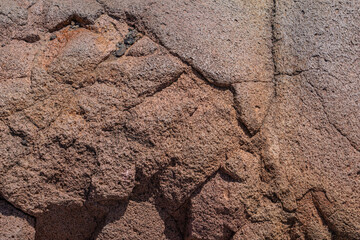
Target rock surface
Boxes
[96,201,181,240]
[0,0,359,239]
[0,199,36,240]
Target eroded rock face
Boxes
[96,201,181,240]
[0,200,35,240]
[0,0,359,239]
[186,173,247,240]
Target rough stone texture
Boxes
[0,0,359,239]
[291,192,332,240]
[186,172,247,240]
[0,200,36,240]
[96,201,181,240]
[233,82,274,135]
[100,0,274,86]
[44,0,104,31]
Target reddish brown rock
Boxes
[44,0,104,31]
[0,77,33,117]
[124,73,242,209]
[100,0,274,85]
[0,0,28,41]
[0,200,35,240]
[35,203,106,240]
[291,192,332,240]
[222,149,259,182]
[0,0,359,239]
[96,201,181,240]
[45,16,123,88]
[0,40,38,80]
[233,222,285,240]
[95,40,186,108]
[186,172,247,240]
[126,36,159,57]
[233,82,274,135]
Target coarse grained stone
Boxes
[0,0,359,239]
[0,200,35,240]
[96,201,181,240]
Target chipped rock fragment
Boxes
[233,82,274,135]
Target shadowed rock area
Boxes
[0,0,359,239]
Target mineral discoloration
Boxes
[0,0,359,239]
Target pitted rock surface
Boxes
[0,0,359,239]
[0,200,35,240]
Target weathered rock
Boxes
[0,78,33,117]
[186,172,247,240]
[262,0,360,237]
[275,0,360,151]
[125,73,242,209]
[0,0,28,41]
[0,0,28,27]
[47,28,115,88]
[126,36,159,57]
[96,201,181,240]
[222,149,259,182]
[0,40,38,80]
[233,82,274,135]
[35,203,107,240]
[292,192,332,240]
[106,0,275,86]
[44,0,104,31]
[95,41,186,108]
[0,0,359,239]
[232,222,285,240]
[0,200,35,240]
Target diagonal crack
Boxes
[306,79,360,153]
[101,8,272,143]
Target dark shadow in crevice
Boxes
[14,33,41,43]
[89,200,129,240]
[154,204,185,240]
[311,192,339,240]
[34,201,123,240]
[49,14,92,32]
[0,197,36,229]
[156,169,221,240]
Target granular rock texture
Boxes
[0,0,359,239]
[0,200,35,240]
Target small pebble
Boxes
[124,29,138,46]
[115,43,126,57]
[21,139,28,146]
[1,43,5,47]
[116,42,123,48]
[50,35,57,41]
[124,36,135,45]
[70,21,80,29]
